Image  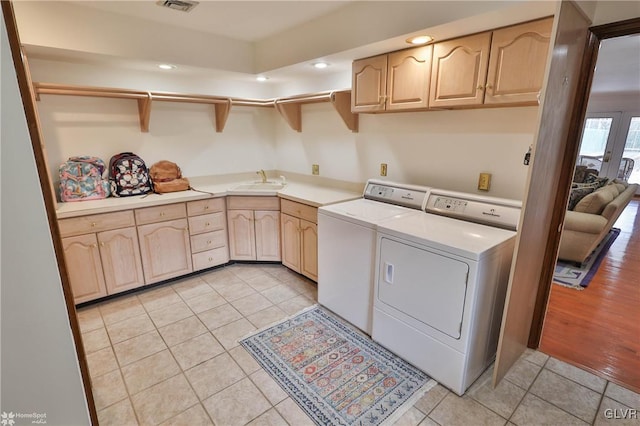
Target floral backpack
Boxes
[58,156,110,202]
[108,152,152,197]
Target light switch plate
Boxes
[380,163,388,176]
[312,164,320,175]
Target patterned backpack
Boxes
[108,152,152,197]
[59,156,110,202]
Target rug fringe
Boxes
[552,281,585,291]
[379,379,438,426]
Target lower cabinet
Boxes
[62,233,108,304]
[280,199,318,281]
[137,218,192,284]
[60,210,143,304]
[98,227,145,295]
[227,196,281,261]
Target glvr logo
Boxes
[1,412,15,426]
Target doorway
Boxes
[539,30,640,392]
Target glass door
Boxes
[576,112,622,179]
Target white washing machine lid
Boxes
[377,213,517,260]
[319,198,423,228]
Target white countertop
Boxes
[55,176,363,219]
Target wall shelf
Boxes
[274,90,358,133]
[33,83,358,133]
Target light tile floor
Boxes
[77,264,640,426]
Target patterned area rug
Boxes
[240,305,436,426]
[554,228,620,290]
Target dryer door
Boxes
[377,237,469,339]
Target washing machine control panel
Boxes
[363,180,429,209]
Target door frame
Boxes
[528,16,640,347]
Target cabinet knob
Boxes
[205,222,210,226]
[485,83,493,90]
[100,242,105,247]
[91,243,98,248]
[207,240,212,244]
[91,222,96,227]
[476,85,485,90]
[208,257,213,261]
[160,212,165,216]
[204,205,209,210]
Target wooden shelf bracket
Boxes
[330,91,359,133]
[214,99,232,133]
[274,100,302,132]
[137,92,152,133]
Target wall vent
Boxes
[156,0,199,13]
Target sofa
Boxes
[559,180,638,265]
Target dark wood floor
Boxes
[540,198,640,393]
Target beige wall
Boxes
[32,59,538,201]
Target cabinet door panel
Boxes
[485,18,553,105]
[430,32,491,108]
[62,234,107,304]
[300,220,318,281]
[98,227,144,295]
[387,46,432,111]
[352,55,388,112]
[281,214,301,272]
[138,219,192,284]
[255,211,281,261]
[227,210,256,260]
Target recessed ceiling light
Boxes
[158,64,176,70]
[406,35,434,45]
[256,76,269,82]
[312,62,330,69]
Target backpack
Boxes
[59,156,110,202]
[149,160,190,193]
[108,152,152,197]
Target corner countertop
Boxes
[55,173,363,219]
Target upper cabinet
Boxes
[352,45,433,113]
[430,18,553,108]
[484,17,554,105]
[353,17,553,112]
[429,32,492,108]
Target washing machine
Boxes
[318,180,430,334]
[372,189,521,395]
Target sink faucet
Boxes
[257,169,267,183]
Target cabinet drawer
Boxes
[190,230,227,253]
[59,210,135,238]
[188,212,226,235]
[281,199,318,224]
[227,196,280,211]
[135,203,186,225]
[187,198,226,216]
[192,247,229,271]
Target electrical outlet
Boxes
[478,173,491,191]
[380,163,388,176]
[312,164,320,175]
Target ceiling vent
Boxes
[156,0,199,13]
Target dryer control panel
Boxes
[426,190,521,230]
